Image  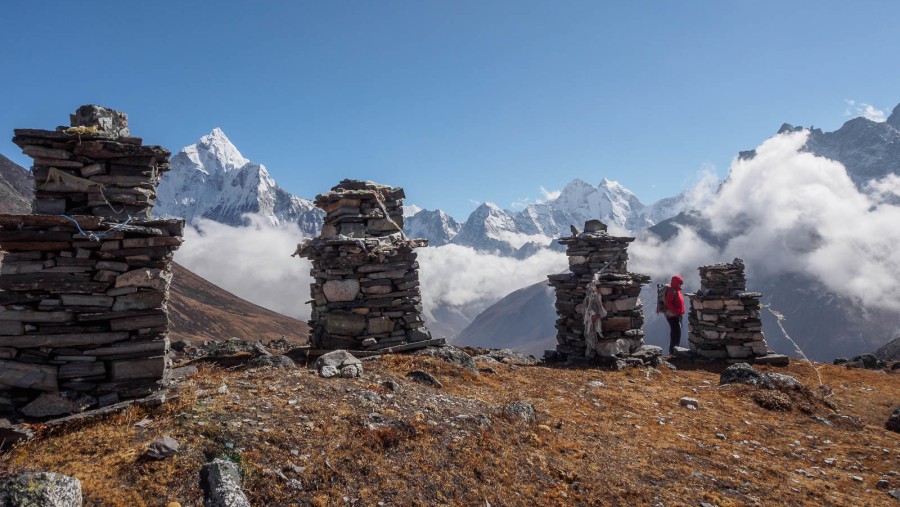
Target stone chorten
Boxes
[295,180,435,352]
[687,258,773,360]
[547,220,655,365]
[0,106,183,417]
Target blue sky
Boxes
[2,1,898,220]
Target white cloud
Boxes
[539,186,561,201]
[844,99,886,122]
[175,215,313,319]
[417,244,567,311]
[634,130,900,312]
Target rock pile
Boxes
[546,220,654,365]
[295,180,436,352]
[0,106,183,417]
[687,258,774,360]
[12,104,169,220]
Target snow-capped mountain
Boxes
[403,209,461,246]
[446,178,695,255]
[155,128,323,236]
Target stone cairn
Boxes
[0,105,183,417]
[546,220,657,366]
[686,258,775,360]
[294,180,438,352]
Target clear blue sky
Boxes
[2,1,898,220]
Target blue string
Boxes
[61,214,133,241]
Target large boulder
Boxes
[720,363,774,389]
[0,472,82,507]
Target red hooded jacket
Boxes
[665,275,685,316]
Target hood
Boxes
[670,275,684,289]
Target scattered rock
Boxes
[0,472,82,507]
[144,435,179,460]
[720,363,774,389]
[766,372,803,391]
[835,353,885,370]
[755,354,790,366]
[485,348,537,366]
[252,340,272,357]
[248,355,296,369]
[886,407,900,433]
[200,458,251,507]
[679,397,699,410]
[888,490,900,500]
[405,370,442,388]
[672,346,692,358]
[382,380,401,393]
[204,338,256,357]
[750,390,792,411]
[416,346,476,371]
[0,423,34,450]
[876,480,889,489]
[315,350,363,379]
[21,393,82,418]
[340,364,363,378]
[502,401,536,425]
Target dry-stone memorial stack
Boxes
[295,180,438,352]
[0,106,184,418]
[547,220,658,366]
[687,258,782,362]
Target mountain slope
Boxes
[168,262,309,345]
[454,280,557,356]
[155,128,323,236]
[0,155,32,214]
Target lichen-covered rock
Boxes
[416,346,476,371]
[144,435,179,460]
[315,350,362,376]
[248,355,296,369]
[502,401,536,425]
[0,472,83,507]
[200,458,250,507]
[766,372,803,391]
[720,363,774,389]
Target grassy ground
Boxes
[1,354,897,506]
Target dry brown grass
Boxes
[1,357,898,506]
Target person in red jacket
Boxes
[665,275,685,354]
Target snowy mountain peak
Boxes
[155,129,323,235]
[191,128,248,174]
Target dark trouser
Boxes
[666,316,682,354]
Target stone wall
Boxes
[0,106,183,417]
[295,180,434,352]
[547,220,652,364]
[687,258,771,360]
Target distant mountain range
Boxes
[456,105,900,360]
[153,127,697,254]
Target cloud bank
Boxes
[632,130,900,312]
[175,214,568,325]
[175,215,313,319]
[844,99,886,122]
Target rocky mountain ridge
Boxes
[155,128,323,236]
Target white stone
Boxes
[323,279,360,302]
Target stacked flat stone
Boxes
[0,106,183,416]
[547,220,651,362]
[12,105,169,220]
[687,258,771,359]
[296,180,434,352]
